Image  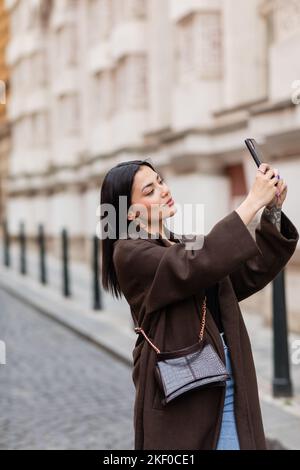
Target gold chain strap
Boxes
[134,295,207,354]
[199,295,206,341]
[134,327,161,354]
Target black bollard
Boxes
[92,235,102,310]
[62,228,70,297]
[272,269,293,397]
[3,219,10,267]
[38,224,47,284]
[19,221,26,275]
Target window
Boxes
[56,23,78,69]
[87,0,112,44]
[57,94,80,136]
[92,70,113,119]
[176,12,222,82]
[113,54,147,111]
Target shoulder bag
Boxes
[133,295,230,406]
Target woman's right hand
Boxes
[248,163,280,211]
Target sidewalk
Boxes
[243,312,300,450]
[0,251,300,449]
[0,242,131,315]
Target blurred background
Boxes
[0,0,299,450]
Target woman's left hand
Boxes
[266,174,287,209]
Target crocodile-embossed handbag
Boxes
[134,295,230,406]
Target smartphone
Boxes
[245,138,278,184]
[244,138,263,167]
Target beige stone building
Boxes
[3,0,300,329]
[0,0,10,226]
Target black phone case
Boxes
[245,138,278,184]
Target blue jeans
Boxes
[216,332,240,450]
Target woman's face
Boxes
[128,165,177,226]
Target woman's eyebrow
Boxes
[142,173,160,192]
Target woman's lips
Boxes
[166,198,174,207]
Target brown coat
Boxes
[113,208,299,450]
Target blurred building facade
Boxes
[2,0,300,328]
[0,0,10,225]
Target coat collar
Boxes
[127,223,183,247]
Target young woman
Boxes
[100,159,298,450]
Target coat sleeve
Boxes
[229,208,299,302]
[113,209,263,315]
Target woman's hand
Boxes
[236,163,287,227]
[247,163,281,211]
[266,176,287,209]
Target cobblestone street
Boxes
[0,288,135,450]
